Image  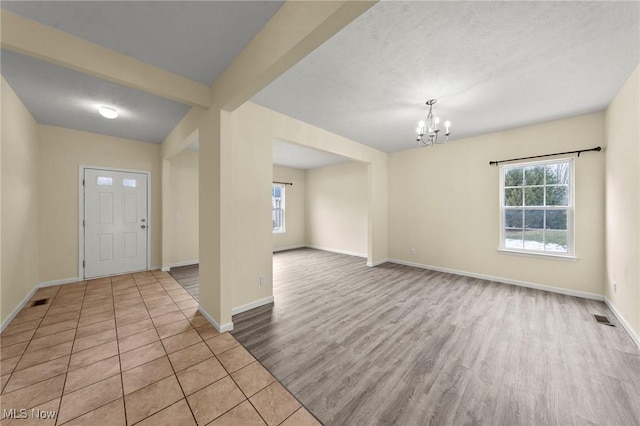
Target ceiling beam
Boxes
[0,10,210,108]
[211,0,378,111]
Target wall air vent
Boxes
[593,314,615,327]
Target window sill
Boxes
[498,248,577,262]
[272,231,285,234]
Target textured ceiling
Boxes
[1,1,283,85]
[253,1,640,153]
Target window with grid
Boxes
[272,184,285,233]
[500,158,574,256]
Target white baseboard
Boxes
[1,286,39,332]
[231,296,274,316]
[604,297,640,349]
[273,245,305,253]
[161,267,171,272]
[306,245,367,259]
[39,277,80,287]
[170,260,199,268]
[388,258,604,301]
[367,258,389,267]
[198,306,234,333]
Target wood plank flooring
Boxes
[232,248,640,426]
[169,264,199,300]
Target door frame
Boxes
[78,165,151,280]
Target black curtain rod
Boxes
[273,181,293,186]
[489,146,602,166]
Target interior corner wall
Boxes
[273,165,305,251]
[305,161,368,257]
[169,149,199,266]
[388,111,606,297]
[38,125,162,282]
[605,65,640,341]
[1,77,40,325]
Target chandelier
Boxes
[416,99,451,146]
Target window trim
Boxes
[272,183,286,234]
[498,157,576,259]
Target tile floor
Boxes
[1,270,320,425]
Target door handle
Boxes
[141,225,146,229]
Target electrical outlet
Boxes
[259,275,266,286]
[410,248,416,255]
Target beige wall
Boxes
[389,112,606,297]
[1,77,40,325]
[306,161,368,256]
[273,165,305,251]
[38,125,162,282]
[169,149,199,266]
[605,66,640,340]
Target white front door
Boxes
[84,168,148,278]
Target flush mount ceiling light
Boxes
[98,105,119,119]
[415,99,451,147]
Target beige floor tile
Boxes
[249,382,301,426]
[1,397,60,426]
[152,310,186,327]
[15,340,73,371]
[45,303,82,316]
[195,324,220,340]
[114,300,145,312]
[1,356,20,376]
[77,309,115,327]
[187,313,209,328]
[176,299,199,310]
[75,318,115,339]
[1,319,41,337]
[124,375,184,424]
[3,356,69,393]
[69,340,119,370]
[114,310,150,326]
[217,345,255,374]
[144,296,175,309]
[0,342,29,360]
[116,318,154,339]
[180,306,198,318]
[81,297,114,310]
[156,319,194,339]
[1,373,11,392]
[206,332,240,355]
[12,305,48,324]
[62,398,126,426]
[135,399,196,426]
[231,362,276,397]
[176,357,227,396]
[57,375,122,424]
[39,311,80,327]
[72,328,117,353]
[122,356,174,395]
[280,408,322,426]
[148,303,181,318]
[186,376,245,425]
[64,355,120,394]
[33,320,78,339]
[120,341,166,371]
[170,292,193,302]
[0,329,35,347]
[0,374,65,414]
[161,329,202,354]
[167,341,214,372]
[209,400,267,426]
[118,328,160,353]
[26,329,76,352]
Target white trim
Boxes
[161,267,171,272]
[198,306,234,333]
[306,245,367,258]
[604,297,640,349]
[498,249,577,262]
[388,258,604,301]
[169,260,199,268]
[231,296,274,316]
[273,245,305,253]
[39,277,80,287]
[1,286,39,332]
[367,258,389,267]
[79,165,151,280]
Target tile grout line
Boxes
[113,275,131,426]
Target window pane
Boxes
[524,187,544,206]
[524,166,545,185]
[97,177,113,186]
[505,229,523,249]
[272,185,281,198]
[504,168,523,186]
[524,210,544,229]
[122,178,136,187]
[504,188,522,206]
[545,210,567,230]
[546,185,568,206]
[546,163,569,185]
[524,229,544,250]
[545,230,568,252]
[505,209,523,228]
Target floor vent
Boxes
[594,314,615,327]
[31,298,49,307]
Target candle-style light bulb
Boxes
[445,120,451,134]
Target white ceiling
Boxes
[1,1,638,167]
[273,140,347,169]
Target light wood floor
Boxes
[231,248,640,426]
